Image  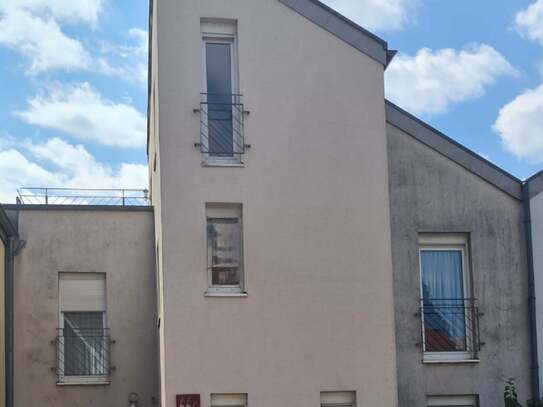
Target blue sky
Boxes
[0,0,542,203]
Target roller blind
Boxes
[59,273,106,312]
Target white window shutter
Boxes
[59,273,106,312]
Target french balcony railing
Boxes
[17,188,150,206]
[194,93,250,158]
[418,298,482,360]
[55,328,112,383]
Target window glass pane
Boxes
[206,42,233,156]
[212,267,240,286]
[421,250,466,352]
[208,218,241,286]
[63,312,107,376]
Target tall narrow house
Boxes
[147,0,399,406]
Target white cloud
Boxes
[494,84,543,164]
[0,148,58,202]
[16,82,147,148]
[514,0,543,45]
[0,7,90,73]
[3,0,103,26]
[0,137,147,203]
[96,28,148,85]
[385,44,517,115]
[320,0,419,32]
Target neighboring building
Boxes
[3,1,543,407]
[0,205,17,407]
[6,203,158,407]
[387,102,532,406]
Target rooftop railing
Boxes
[17,188,150,206]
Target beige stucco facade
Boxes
[11,208,158,407]
[149,0,398,406]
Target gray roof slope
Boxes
[385,100,523,200]
[278,0,394,66]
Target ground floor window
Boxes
[321,391,356,407]
[427,395,478,406]
[211,394,247,407]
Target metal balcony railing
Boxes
[17,188,150,206]
[194,93,250,157]
[419,298,481,358]
[55,328,112,382]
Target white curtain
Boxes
[421,250,466,347]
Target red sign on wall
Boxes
[176,394,200,407]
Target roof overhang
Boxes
[385,100,523,201]
[278,0,393,67]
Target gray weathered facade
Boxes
[387,102,532,406]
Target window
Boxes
[427,395,478,406]
[58,273,109,384]
[321,391,356,407]
[201,19,242,162]
[206,204,244,294]
[419,234,478,362]
[211,394,247,407]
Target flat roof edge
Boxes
[385,100,523,200]
[2,204,154,212]
[278,0,389,66]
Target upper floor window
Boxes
[419,234,480,362]
[206,203,245,295]
[200,19,244,163]
[57,273,110,384]
[321,391,356,407]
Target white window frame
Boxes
[206,204,245,295]
[427,395,478,406]
[58,273,109,385]
[418,234,473,363]
[201,20,241,165]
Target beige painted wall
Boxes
[152,0,398,406]
[13,209,158,407]
[0,239,5,407]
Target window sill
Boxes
[423,359,480,365]
[57,380,111,386]
[201,161,245,168]
[204,291,248,298]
